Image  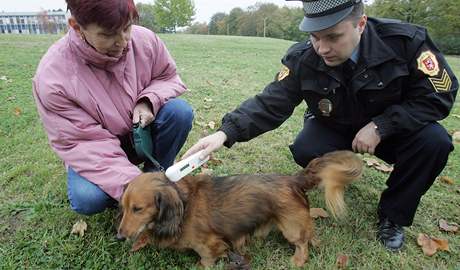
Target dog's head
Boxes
[117,172,184,241]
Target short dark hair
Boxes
[66,0,139,31]
[346,2,364,26]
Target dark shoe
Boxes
[377,217,405,251]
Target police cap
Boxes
[287,0,362,32]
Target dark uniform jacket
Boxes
[219,17,458,147]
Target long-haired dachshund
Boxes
[117,150,362,267]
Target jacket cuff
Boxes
[218,121,239,148]
[372,114,394,140]
[137,94,161,116]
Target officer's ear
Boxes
[357,15,367,34]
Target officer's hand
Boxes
[133,100,154,128]
[182,131,227,160]
[352,121,381,155]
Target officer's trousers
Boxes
[289,117,454,226]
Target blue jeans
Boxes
[67,99,194,215]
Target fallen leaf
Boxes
[439,219,459,233]
[208,157,223,166]
[416,233,449,256]
[310,208,329,218]
[374,163,393,173]
[207,121,216,130]
[363,157,379,167]
[206,80,214,86]
[453,131,460,143]
[336,254,349,269]
[71,220,87,237]
[199,168,213,175]
[14,107,22,116]
[438,176,455,185]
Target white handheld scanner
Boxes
[165,150,210,182]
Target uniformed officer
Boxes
[183,0,458,251]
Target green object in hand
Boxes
[132,123,164,171]
[132,122,153,162]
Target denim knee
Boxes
[67,168,117,215]
[161,99,194,128]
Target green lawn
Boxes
[0,33,459,269]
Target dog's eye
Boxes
[132,206,143,213]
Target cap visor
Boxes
[299,6,354,32]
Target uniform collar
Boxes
[357,20,397,68]
[349,45,359,64]
[302,18,398,71]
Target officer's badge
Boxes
[417,50,439,76]
[429,69,452,92]
[318,99,333,117]
[277,65,290,81]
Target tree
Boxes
[208,13,227,35]
[186,22,208,35]
[367,0,460,54]
[227,8,244,35]
[154,0,195,33]
[136,3,158,32]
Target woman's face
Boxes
[79,21,132,58]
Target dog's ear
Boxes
[153,187,184,238]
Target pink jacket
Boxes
[33,25,187,200]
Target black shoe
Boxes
[377,217,405,251]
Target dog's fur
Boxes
[117,150,362,267]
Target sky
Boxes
[0,0,301,23]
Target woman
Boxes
[33,0,193,215]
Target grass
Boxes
[0,33,459,269]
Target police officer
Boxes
[183,0,458,251]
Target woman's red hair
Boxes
[66,0,139,30]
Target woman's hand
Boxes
[133,100,154,128]
[182,131,228,160]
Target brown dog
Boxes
[117,150,362,267]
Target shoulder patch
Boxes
[277,65,290,81]
[417,50,439,76]
[429,69,452,92]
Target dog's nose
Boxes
[116,232,126,241]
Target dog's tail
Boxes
[298,150,363,218]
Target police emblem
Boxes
[417,50,439,76]
[277,65,290,81]
[318,99,333,116]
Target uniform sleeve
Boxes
[219,52,304,147]
[33,78,141,201]
[137,33,187,116]
[372,30,458,139]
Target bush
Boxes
[432,36,460,55]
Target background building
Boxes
[0,10,68,34]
